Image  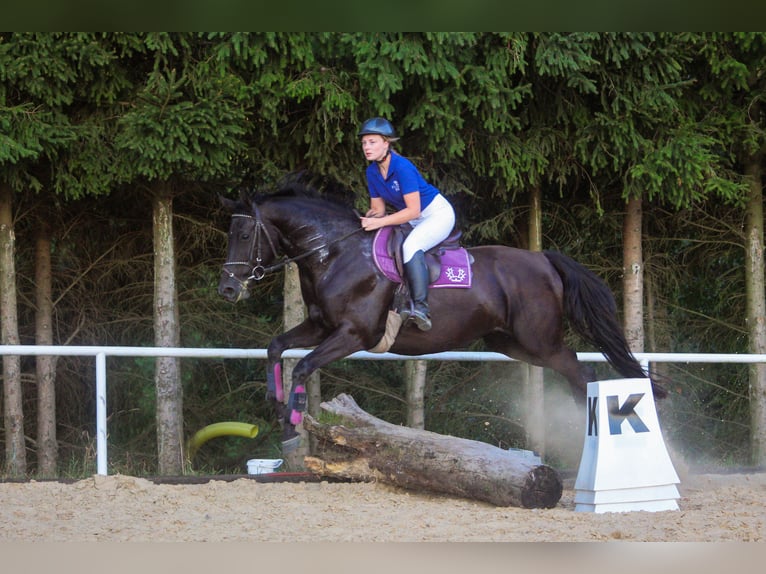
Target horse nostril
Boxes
[218,280,248,303]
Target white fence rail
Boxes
[2,345,763,476]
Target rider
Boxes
[358,117,456,331]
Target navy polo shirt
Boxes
[366,152,440,211]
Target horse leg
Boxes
[483,333,594,408]
[539,349,596,408]
[265,319,330,447]
[268,320,367,450]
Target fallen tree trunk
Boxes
[303,394,562,508]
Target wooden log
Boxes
[302,393,563,508]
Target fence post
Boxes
[96,352,107,475]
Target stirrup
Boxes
[411,307,432,331]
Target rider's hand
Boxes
[360,216,384,231]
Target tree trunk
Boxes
[152,184,183,475]
[623,195,644,352]
[303,394,563,508]
[0,183,26,477]
[525,185,545,455]
[744,151,766,466]
[35,220,58,477]
[405,360,426,429]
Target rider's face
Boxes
[361,135,389,162]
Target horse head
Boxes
[218,182,367,304]
[218,193,281,303]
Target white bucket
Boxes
[246,458,283,475]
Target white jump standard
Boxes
[574,378,680,513]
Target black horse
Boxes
[218,183,666,450]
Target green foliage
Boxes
[114,35,249,183]
[0,105,73,166]
[629,127,746,208]
[692,33,766,161]
[50,114,122,200]
[0,32,115,107]
[0,33,132,197]
[534,32,601,94]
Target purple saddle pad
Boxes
[372,226,472,288]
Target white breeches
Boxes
[402,194,456,263]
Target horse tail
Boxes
[543,250,667,399]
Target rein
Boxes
[222,206,365,286]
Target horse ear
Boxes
[219,194,238,212]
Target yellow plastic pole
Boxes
[187,421,259,459]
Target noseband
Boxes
[222,204,364,288]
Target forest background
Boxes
[1,32,765,479]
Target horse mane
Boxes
[236,173,358,221]
[271,181,322,200]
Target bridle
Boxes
[222,205,277,285]
[222,204,365,288]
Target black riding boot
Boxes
[403,251,432,331]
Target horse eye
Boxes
[241,233,250,240]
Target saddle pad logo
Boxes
[445,267,467,283]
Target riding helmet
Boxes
[357,117,398,139]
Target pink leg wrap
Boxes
[289,384,306,425]
[273,363,284,402]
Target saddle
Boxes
[372,225,473,288]
[387,224,465,283]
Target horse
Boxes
[218,182,667,451]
